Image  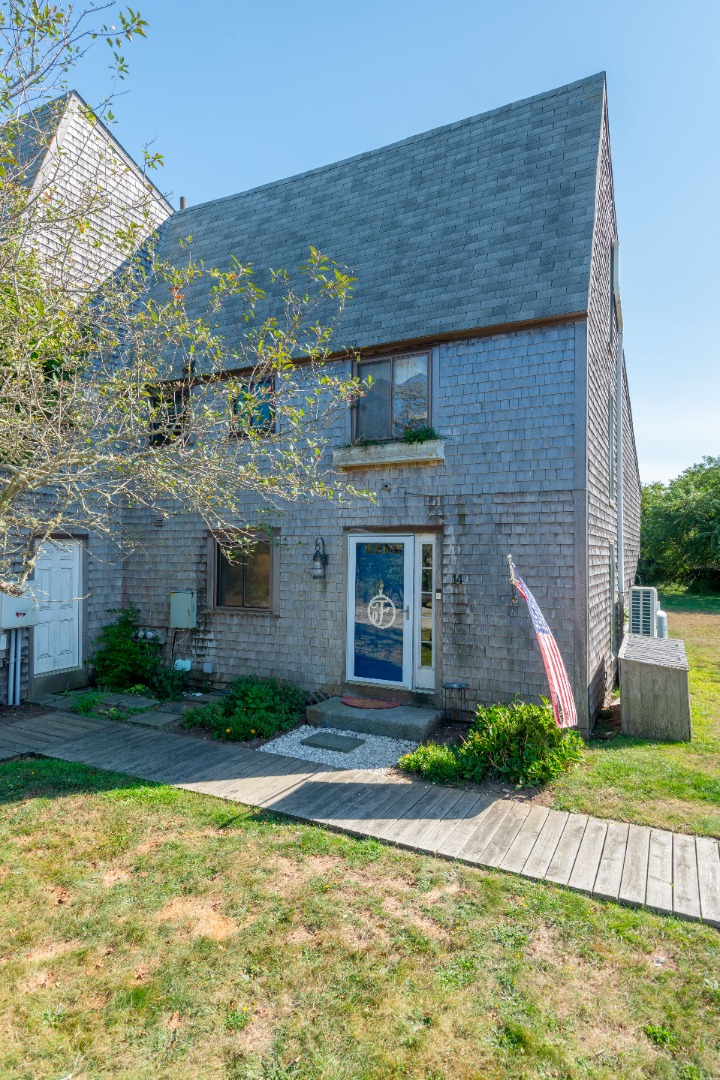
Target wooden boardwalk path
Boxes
[2,711,719,928]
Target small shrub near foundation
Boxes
[92,606,186,700]
[395,742,459,784]
[71,690,104,717]
[398,699,583,788]
[183,676,306,742]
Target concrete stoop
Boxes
[306,697,442,741]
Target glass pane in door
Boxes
[420,542,433,668]
[353,542,405,682]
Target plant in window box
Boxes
[350,436,381,448]
[401,425,439,445]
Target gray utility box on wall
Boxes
[618,634,692,742]
[0,593,38,628]
[169,590,197,629]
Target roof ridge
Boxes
[181,72,605,215]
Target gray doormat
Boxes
[300,731,366,753]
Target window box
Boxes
[332,438,445,469]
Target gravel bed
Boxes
[259,724,418,772]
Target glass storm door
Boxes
[347,535,436,690]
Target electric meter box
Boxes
[169,590,197,629]
[0,593,39,628]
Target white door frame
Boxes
[346,533,437,692]
[413,533,437,691]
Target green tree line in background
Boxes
[640,456,720,590]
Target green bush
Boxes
[398,699,583,788]
[395,742,459,784]
[71,690,104,717]
[146,664,187,701]
[183,676,306,742]
[401,425,439,444]
[92,606,186,700]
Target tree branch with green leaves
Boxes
[0,0,370,593]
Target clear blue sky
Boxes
[76,0,719,484]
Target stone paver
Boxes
[300,731,366,752]
[127,710,183,728]
[2,711,719,928]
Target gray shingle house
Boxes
[27,73,641,737]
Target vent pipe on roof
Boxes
[179,196,187,210]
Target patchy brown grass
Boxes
[0,757,718,1078]
[156,895,238,940]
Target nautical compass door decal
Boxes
[347,535,414,686]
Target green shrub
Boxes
[146,664,187,701]
[71,690,104,717]
[183,676,306,742]
[103,707,124,722]
[92,606,186,700]
[125,683,150,696]
[398,699,583,788]
[395,742,459,784]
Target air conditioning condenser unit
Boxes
[629,586,658,637]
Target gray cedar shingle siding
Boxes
[584,83,641,718]
[115,75,641,733]
[585,86,617,716]
[13,74,641,733]
[154,74,605,354]
[119,323,581,725]
[621,363,642,595]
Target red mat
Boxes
[342,695,401,710]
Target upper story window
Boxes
[354,352,430,442]
[230,377,275,438]
[150,387,188,446]
[214,534,272,610]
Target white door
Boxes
[346,534,436,691]
[32,539,82,675]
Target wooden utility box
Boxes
[618,634,691,741]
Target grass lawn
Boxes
[546,598,720,837]
[0,760,719,1078]
[657,587,720,616]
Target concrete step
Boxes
[306,697,442,741]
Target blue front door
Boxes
[347,536,413,687]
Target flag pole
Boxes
[507,554,518,603]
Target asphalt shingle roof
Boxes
[156,73,605,353]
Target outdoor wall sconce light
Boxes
[312,537,328,579]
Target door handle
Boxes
[404,605,410,620]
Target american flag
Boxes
[511,564,577,729]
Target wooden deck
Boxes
[2,711,719,928]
